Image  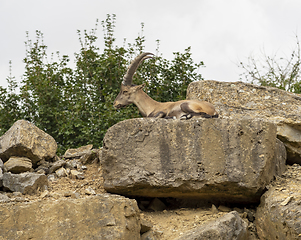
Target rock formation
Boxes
[256,164,301,240]
[0,194,141,240]
[102,118,286,204]
[2,80,301,239]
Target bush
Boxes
[239,35,301,94]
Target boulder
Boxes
[256,164,301,240]
[2,172,48,195]
[186,80,301,164]
[102,118,286,203]
[0,194,141,240]
[0,120,57,166]
[175,211,248,240]
[4,156,33,173]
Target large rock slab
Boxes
[186,80,301,164]
[0,194,141,240]
[175,211,248,240]
[102,118,286,203]
[256,164,301,240]
[0,120,57,166]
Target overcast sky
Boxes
[1,0,301,89]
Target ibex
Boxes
[113,52,218,119]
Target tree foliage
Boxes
[0,14,204,154]
[239,35,301,93]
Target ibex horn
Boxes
[122,52,154,85]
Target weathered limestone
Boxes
[186,80,301,164]
[2,172,48,195]
[0,194,141,240]
[55,167,68,178]
[175,211,248,240]
[102,118,286,203]
[48,159,66,174]
[63,144,100,165]
[0,120,57,166]
[4,156,33,173]
[256,164,301,240]
[0,193,10,202]
[0,168,3,188]
[63,144,93,159]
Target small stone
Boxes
[218,205,231,212]
[233,207,244,213]
[55,167,67,178]
[35,160,50,174]
[140,219,153,234]
[40,190,49,198]
[49,159,66,174]
[47,174,56,182]
[85,186,96,195]
[64,191,80,199]
[211,204,218,214]
[244,208,255,222]
[76,163,82,170]
[80,149,99,165]
[70,170,84,179]
[36,169,46,175]
[147,198,166,211]
[242,212,248,219]
[0,193,10,202]
[68,159,81,169]
[13,192,22,197]
[280,196,293,206]
[176,211,248,239]
[141,230,159,240]
[64,145,93,159]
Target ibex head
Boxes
[113,52,153,109]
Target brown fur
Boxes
[114,85,218,119]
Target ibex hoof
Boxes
[180,114,192,120]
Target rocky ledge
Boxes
[102,117,286,204]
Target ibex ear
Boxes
[137,83,146,90]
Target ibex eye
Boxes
[123,91,128,93]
